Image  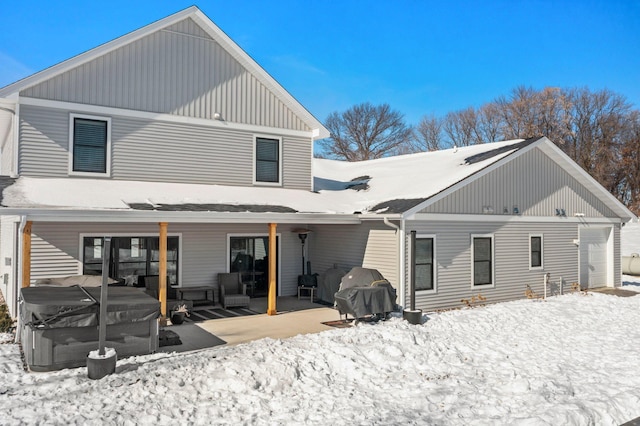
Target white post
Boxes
[543,273,549,299]
[559,276,563,295]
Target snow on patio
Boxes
[1,291,640,424]
[0,221,638,425]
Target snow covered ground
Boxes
[0,222,638,425]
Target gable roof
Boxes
[0,6,329,139]
[313,138,538,213]
[0,137,634,222]
[313,137,635,221]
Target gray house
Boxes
[0,7,634,319]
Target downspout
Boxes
[382,216,405,309]
[15,215,27,343]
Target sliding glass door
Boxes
[83,236,179,286]
[229,236,278,297]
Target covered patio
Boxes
[157,296,341,353]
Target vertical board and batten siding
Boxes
[421,147,617,218]
[404,220,584,312]
[310,222,399,289]
[20,18,310,133]
[29,222,304,298]
[18,104,312,189]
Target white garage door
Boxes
[579,227,611,288]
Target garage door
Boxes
[579,227,611,288]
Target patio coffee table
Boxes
[177,286,215,305]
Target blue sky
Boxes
[1,1,638,125]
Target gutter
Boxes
[0,209,362,225]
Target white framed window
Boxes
[253,135,282,185]
[471,234,495,288]
[529,234,543,270]
[69,113,111,176]
[414,234,437,292]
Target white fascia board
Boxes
[0,208,361,225]
[401,138,537,218]
[358,214,404,221]
[191,10,329,140]
[408,212,622,225]
[0,7,198,98]
[20,97,316,139]
[536,138,637,222]
[0,7,329,140]
[401,136,637,223]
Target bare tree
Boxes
[318,103,414,161]
[414,114,446,151]
[619,111,640,213]
[442,107,479,147]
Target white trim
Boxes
[409,213,622,224]
[403,137,636,222]
[538,139,636,221]
[1,7,329,139]
[13,102,19,177]
[471,234,495,289]
[403,138,536,217]
[253,135,283,186]
[21,97,316,139]
[529,234,544,270]
[578,225,614,288]
[0,209,361,224]
[226,233,282,297]
[68,113,112,177]
[189,9,329,139]
[78,232,183,286]
[414,233,437,295]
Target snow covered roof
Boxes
[1,136,634,222]
[0,138,542,221]
[313,138,538,214]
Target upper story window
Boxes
[254,136,281,185]
[472,234,494,287]
[530,235,543,269]
[69,114,111,176]
[414,236,435,291]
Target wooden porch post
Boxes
[267,223,277,316]
[22,221,32,288]
[159,222,168,320]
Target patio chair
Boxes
[218,272,250,309]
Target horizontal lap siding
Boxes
[421,148,617,218]
[405,220,579,312]
[310,222,399,289]
[21,18,309,132]
[19,105,312,190]
[19,107,69,177]
[29,222,303,297]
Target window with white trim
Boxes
[255,136,281,184]
[472,235,494,286]
[414,236,435,291]
[70,114,111,175]
[530,235,543,269]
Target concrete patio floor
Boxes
[159,296,342,353]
